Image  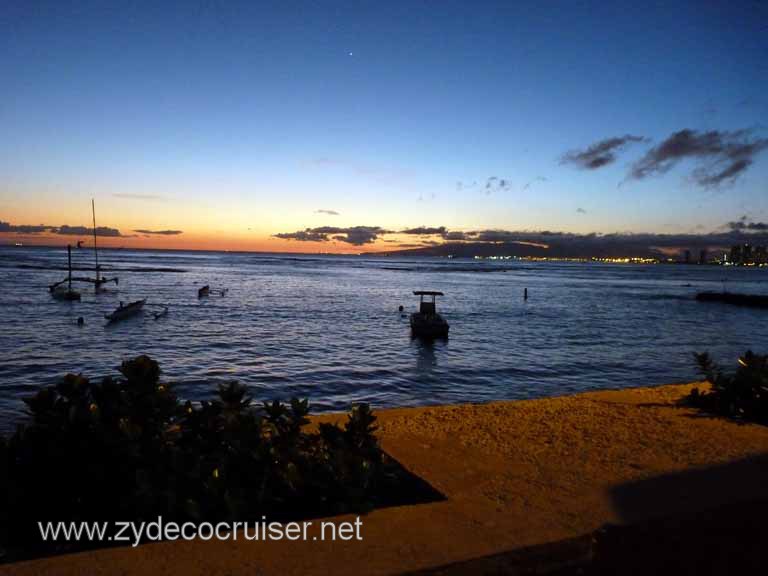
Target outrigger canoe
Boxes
[105,299,146,322]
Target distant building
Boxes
[743,243,753,263]
[684,249,691,264]
[755,245,767,265]
[699,249,707,265]
[730,244,742,264]
[729,243,766,265]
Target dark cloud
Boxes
[441,231,475,241]
[561,135,646,169]
[274,230,328,242]
[334,226,387,245]
[54,225,123,237]
[576,207,587,214]
[726,217,768,232]
[1,221,188,238]
[0,221,48,234]
[400,226,447,235]
[630,129,768,187]
[315,209,340,216]
[274,226,391,246]
[133,229,184,236]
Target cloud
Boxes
[0,221,48,234]
[561,135,646,169]
[274,230,329,242]
[315,209,340,216]
[576,207,587,214]
[133,229,184,236]
[0,221,188,238]
[630,129,768,187]
[274,226,391,246]
[483,176,511,195]
[113,194,164,200]
[54,225,123,237]
[522,176,548,191]
[726,216,768,232]
[400,226,447,235]
[334,226,387,245]
[441,231,475,241]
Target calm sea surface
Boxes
[1,246,767,427]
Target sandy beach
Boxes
[3,381,768,575]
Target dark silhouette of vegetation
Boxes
[0,355,439,560]
[687,350,768,424]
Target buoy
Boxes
[524,288,528,300]
[398,305,404,312]
[77,316,85,326]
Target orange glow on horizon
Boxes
[0,231,405,254]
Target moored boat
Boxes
[49,244,81,301]
[198,285,210,298]
[410,291,450,340]
[105,299,146,322]
[50,284,81,301]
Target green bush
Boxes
[687,350,768,424]
[0,356,384,558]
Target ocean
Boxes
[1,245,767,428]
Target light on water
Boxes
[1,246,767,428]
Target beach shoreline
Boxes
[3,381,768,575]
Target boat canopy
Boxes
[413,291,444,296]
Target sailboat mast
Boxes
[92,198,100,283]
[67,244,73,290]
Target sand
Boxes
[3,382,768,575]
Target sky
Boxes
[1,0,767,254]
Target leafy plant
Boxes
[687,350,768,424]
[0,356,388,559]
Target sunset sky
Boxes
[1,1,767,253]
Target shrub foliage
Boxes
[687,350,768,424]
[0,356,384,558]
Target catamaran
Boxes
[48,200,118,296]
[49,244,81,301]
[85,199,118,292]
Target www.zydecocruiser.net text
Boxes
[38,516,364,547]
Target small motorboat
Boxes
[198,285,210,298]
[105,299,146,322]
[410,291,449,340]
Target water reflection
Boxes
[414,339,439,374]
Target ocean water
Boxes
[1,245,767,427]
